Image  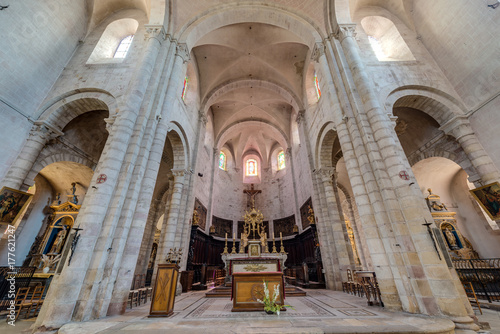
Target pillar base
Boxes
[449,316,480,332]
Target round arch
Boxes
[215,119,289,152]
[202,79,304,117]
[166,123,189,170]
[25,154,95,188]
[316,122,337,169]
[384,85,467,126]
[36,89,116,132]
[177,2,324,50]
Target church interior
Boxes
[0,1,499,333]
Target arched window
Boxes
[368,36,387,59]
[181,77,188,101]
[277,151,285,170]
[246,159,258,176]
[219,152,226,170]
[114,35,134,58]
[314,72,321,100]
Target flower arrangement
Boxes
[256,280,293,315]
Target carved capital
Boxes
[439,115,473,141]
[31,122,63,142]
[317,167,335,180]
[335,24,357,42]
[104,114,118,133]
[171,169,185,178]
[175,43,190,63]
[285,147,292,158]
[144,25,166,41]
[311,42,325,63]
[198,110,208,125]
[296,110,305,125]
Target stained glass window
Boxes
[114,35,134,58]
[314,72,321,100]
[246,159,257,176]
[219,152,226,170]
[278,151,285,170]
[181,77,188,101]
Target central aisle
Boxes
[56,289,456,334]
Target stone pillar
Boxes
[321,170,354,284]
[154,169,186,279]
[440,115,499,185]
[34,24,164,331]
[335,24,477,330]
[311,168,339,290]
[2,122,63,190]
[106,39,190,315]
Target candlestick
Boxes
[231,233,237,254]
[272,233,277,253]
[223,233,228,254]
[239,233,244,253]
[280,233,286,254]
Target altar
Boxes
[219,189,289,311]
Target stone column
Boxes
[154,169,186,279]
[2,122,63,190]
[321,170,354,284]
[440,115,499,185]
[34,24,164,331]
[335,25,477,330]
[311,168,339,290]
[106,40,190,315]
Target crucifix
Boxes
[243,184,261,209]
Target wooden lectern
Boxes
[149,263,179,317]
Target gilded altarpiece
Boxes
[29,201,81,273]
[238,221,268,239]
[426,189,478,259]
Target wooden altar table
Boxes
[231,272,284,312]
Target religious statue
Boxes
[148,244,158,269]
[444,227,458,249]
[307,205,315,225]
[426,189,447,212]
[192,208,200,226]
[49,226,67,254]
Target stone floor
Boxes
[2,289,499,334]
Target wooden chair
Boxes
[27,285,45,318]
[463,282,482,315]
[356,271,383,307]
[13,287,31,321]
[343,269,361,295]
[128,275,141,308]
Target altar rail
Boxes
[0,266,36,311]
[452,258,500,302]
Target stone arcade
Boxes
[0,1,499,333]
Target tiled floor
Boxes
[2,290,499,333]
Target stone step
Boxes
[205,285,307,298]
